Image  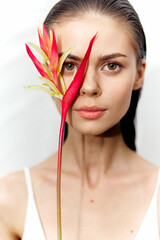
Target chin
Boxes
[76,128,104,136]
[70,121,121,137]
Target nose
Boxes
[79,68,102,97]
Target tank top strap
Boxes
[156,168,160,187]
[23,167,34,198]
[154,168,160,198]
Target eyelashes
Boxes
[102,62,123,74]
[62,61,123,75]
[62,62,78,72]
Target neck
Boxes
[62,123,132,187]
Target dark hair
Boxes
[44,0,146,151]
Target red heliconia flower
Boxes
[38,24,59,90]
[26,24,72,95]
[25,23,96,240]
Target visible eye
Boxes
[102,62,123,74]
[63,62,77,72]
[107,63,118,70]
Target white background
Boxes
[0,0,160,177]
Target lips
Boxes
[75,105,106,119]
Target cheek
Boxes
[106,72,136,118]
[56,69,137,135]
[63,75,73,89]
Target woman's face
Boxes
[53,13,145,135]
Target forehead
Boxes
[53,13,135,58]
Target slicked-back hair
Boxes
[44,0,147,151]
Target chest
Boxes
[30,175,155,240]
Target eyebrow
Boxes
[99,53,127,61]
[58,52,127,62]
[59,53,82,61]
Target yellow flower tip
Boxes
[57,46,73,75]
[38,21,43,37]
[57,94,63,100]
[24,85,36,89]
[49,30,53,44]
[26,41,33,45]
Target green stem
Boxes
[57,102,67,240]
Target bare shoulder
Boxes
[156,166,160,232]
[31,152,58,178]
[130,150,158,173]
[126,151,160,196]
[0,170,27,239]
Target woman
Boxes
[0,0,159,239]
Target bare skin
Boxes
[0,12,159,240]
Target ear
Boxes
[133,58,146,90]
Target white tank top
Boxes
[22,167,160,240]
